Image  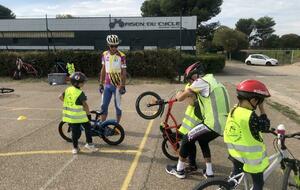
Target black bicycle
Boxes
[58,110,125,145]
[50,61,67,73]
[0,88,14,94]
[193,125,300,190]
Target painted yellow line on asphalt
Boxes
[121,119,154,190]
[0,149,138,157]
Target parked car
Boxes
[245,54,278,66]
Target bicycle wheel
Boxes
[58,121,72,142]
[0,88,14,94]
[193,177,231,190]
[125,72,132,85]
[162,138,179,161]
[135,91,163,120]
[101,123,125,145]
[281,164,300,190]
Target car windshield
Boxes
[262,55,270,59]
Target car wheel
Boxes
[246,61,251,65]
[266,62,272,66]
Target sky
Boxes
[1,0,299,36]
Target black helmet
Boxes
[184,62,206,81]
[70,72,87,86]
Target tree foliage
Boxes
[213,26,248,59]
[0,4,15,19]
[280,34,300,48]
[235,18,255,36]
[141,0,223,23]
[56,14,74,19]
[255,16,275,40]
[263,34,280,48]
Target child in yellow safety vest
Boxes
[224,79,271,190]
[59,72,98,154]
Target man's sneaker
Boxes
[185,164,198,174]
[202,169,214,178]
[84,144,99,152]
[72,148,80,154]
[165,164,186,179]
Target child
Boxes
[59,72,98,154]
[224,79,271,190]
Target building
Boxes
[0,16,197,51]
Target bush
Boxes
[0,50,225,79]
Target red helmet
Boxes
[237,79,270,99]
[184,62,206,80]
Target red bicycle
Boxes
[136,91,181,160]
[12,58,43,79]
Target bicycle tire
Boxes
[281,163,300,190]
[58,121,73,142]
[162,138,179,161]
[101,123,125,145]
[193,177,231,190]
[135,91,163,120]
[0,88,14,94]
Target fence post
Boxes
[291,50,294,64]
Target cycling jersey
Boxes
[101,50,126,86]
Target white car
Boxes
[245,54,278,66]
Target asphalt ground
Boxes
[0,61,299,190]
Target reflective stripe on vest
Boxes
[179,105,202,135]
[231,151,267,165]
[197,74,230,135]
[62,86,88,123]
[224,107,269,173]
[226,143,263,152]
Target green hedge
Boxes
[0,50,225,78]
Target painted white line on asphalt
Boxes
[39,155,77,190]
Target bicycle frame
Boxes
[160,99,181,150]
[227,126,292,189]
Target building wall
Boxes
[0,16,197,51]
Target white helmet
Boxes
[106,34,120,45]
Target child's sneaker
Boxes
[72,148,80,154]
[165,164,186,179]
[185,164,198,174]
[202,169,214,178]
[84,143,98,152]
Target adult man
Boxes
[166,62,230,179]
[99,34,126,123]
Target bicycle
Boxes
[193,124,300,190]
[136,91,181,160]
[58,110,125,145]
[50,61,67,74]
[0,87,14,94]
[12,58,43,79]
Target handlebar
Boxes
[147,99,177,107]
[267,127,300,139]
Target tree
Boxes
[56,14,74,19]
[255,16,276,42]
[264,34,280,48]
[141,0,223,24]
[141,0,164,16]
[0,5,16,19]
[213,26,248,60]
[235,18,255,36]
[280,34,300,48]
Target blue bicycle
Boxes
[58,110,125,145]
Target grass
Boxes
[266,100,300,125]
